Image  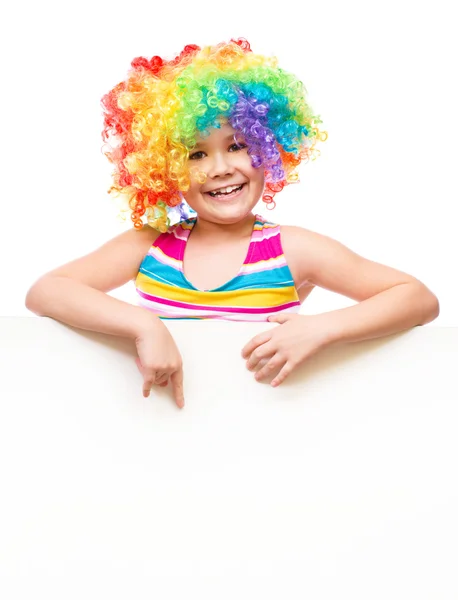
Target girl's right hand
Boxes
[134,318,185,409]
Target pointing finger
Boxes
[171,367,185,409]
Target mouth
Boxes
[205,183,246,200]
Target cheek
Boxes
[251,167,265,190]
[182,177,201,197]
[181,182,205,208]
[185,167,208,193]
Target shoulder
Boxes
[280,224,327,253]
[99,224,164,281]
[112,223,163,254]
[279,225,319,288]
[39,224,165,293]
[119,217,197,246]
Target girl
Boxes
[25,39,439,409]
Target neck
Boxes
[192,213,256,242]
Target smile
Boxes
[206,184,245,199]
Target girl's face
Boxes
[181,123,265,225]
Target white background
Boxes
[1,0,456,322]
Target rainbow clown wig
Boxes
[101,38,327,232]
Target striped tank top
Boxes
[135,213,301,321]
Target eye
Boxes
[229,142,247,152]
[189,150,206,160]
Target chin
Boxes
[213,204,254,218]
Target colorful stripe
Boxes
[135,214,301,321]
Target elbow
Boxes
[25,284,43,315]
[406,281,440,326]
[428,295,440,322]
[419,288,440,325]
[25,278,53,316]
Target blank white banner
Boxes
[0,318,456,599]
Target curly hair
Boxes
[101,38,327,231]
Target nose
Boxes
[206,151,235,179]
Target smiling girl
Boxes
[25,39,439,409]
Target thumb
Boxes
[268,313,292,324]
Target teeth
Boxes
[209,184,243,196]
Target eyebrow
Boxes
[193,133,239,147]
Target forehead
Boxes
[194,123,238,146]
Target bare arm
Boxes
[26,225,186,408]
[283,225,440,341]
[25,225,161,339]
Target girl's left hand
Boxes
[241,313,334,387]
